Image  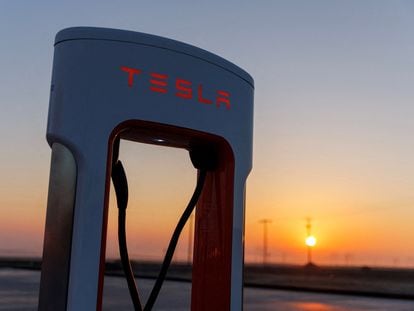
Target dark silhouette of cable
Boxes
[112,160,143,311]
[143,170,207,311]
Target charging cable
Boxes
[112,160,144,310]
[111,143,215,310]
[144,169,206,310]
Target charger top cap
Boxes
[48,27,254,153]
[55,27,254,87]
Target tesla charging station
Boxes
[38,27,254,310]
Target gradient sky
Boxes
[1,1,414,267]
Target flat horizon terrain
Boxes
[1,269,414,310]
[1,257,414,300]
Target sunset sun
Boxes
[305,236,317,247]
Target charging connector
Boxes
[190,145,219,171]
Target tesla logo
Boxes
[120,66,231,110]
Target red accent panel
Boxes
[96,120,236,310]
[176,79,192,99]
[120,66,142,87]
[197,85,212,105]
[192,146,234,311]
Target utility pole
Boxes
[305,217,316,265]
[187,213,194,265]
[306,218,311,264]
[259,219,272,266]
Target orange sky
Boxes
[0,133,414,267]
